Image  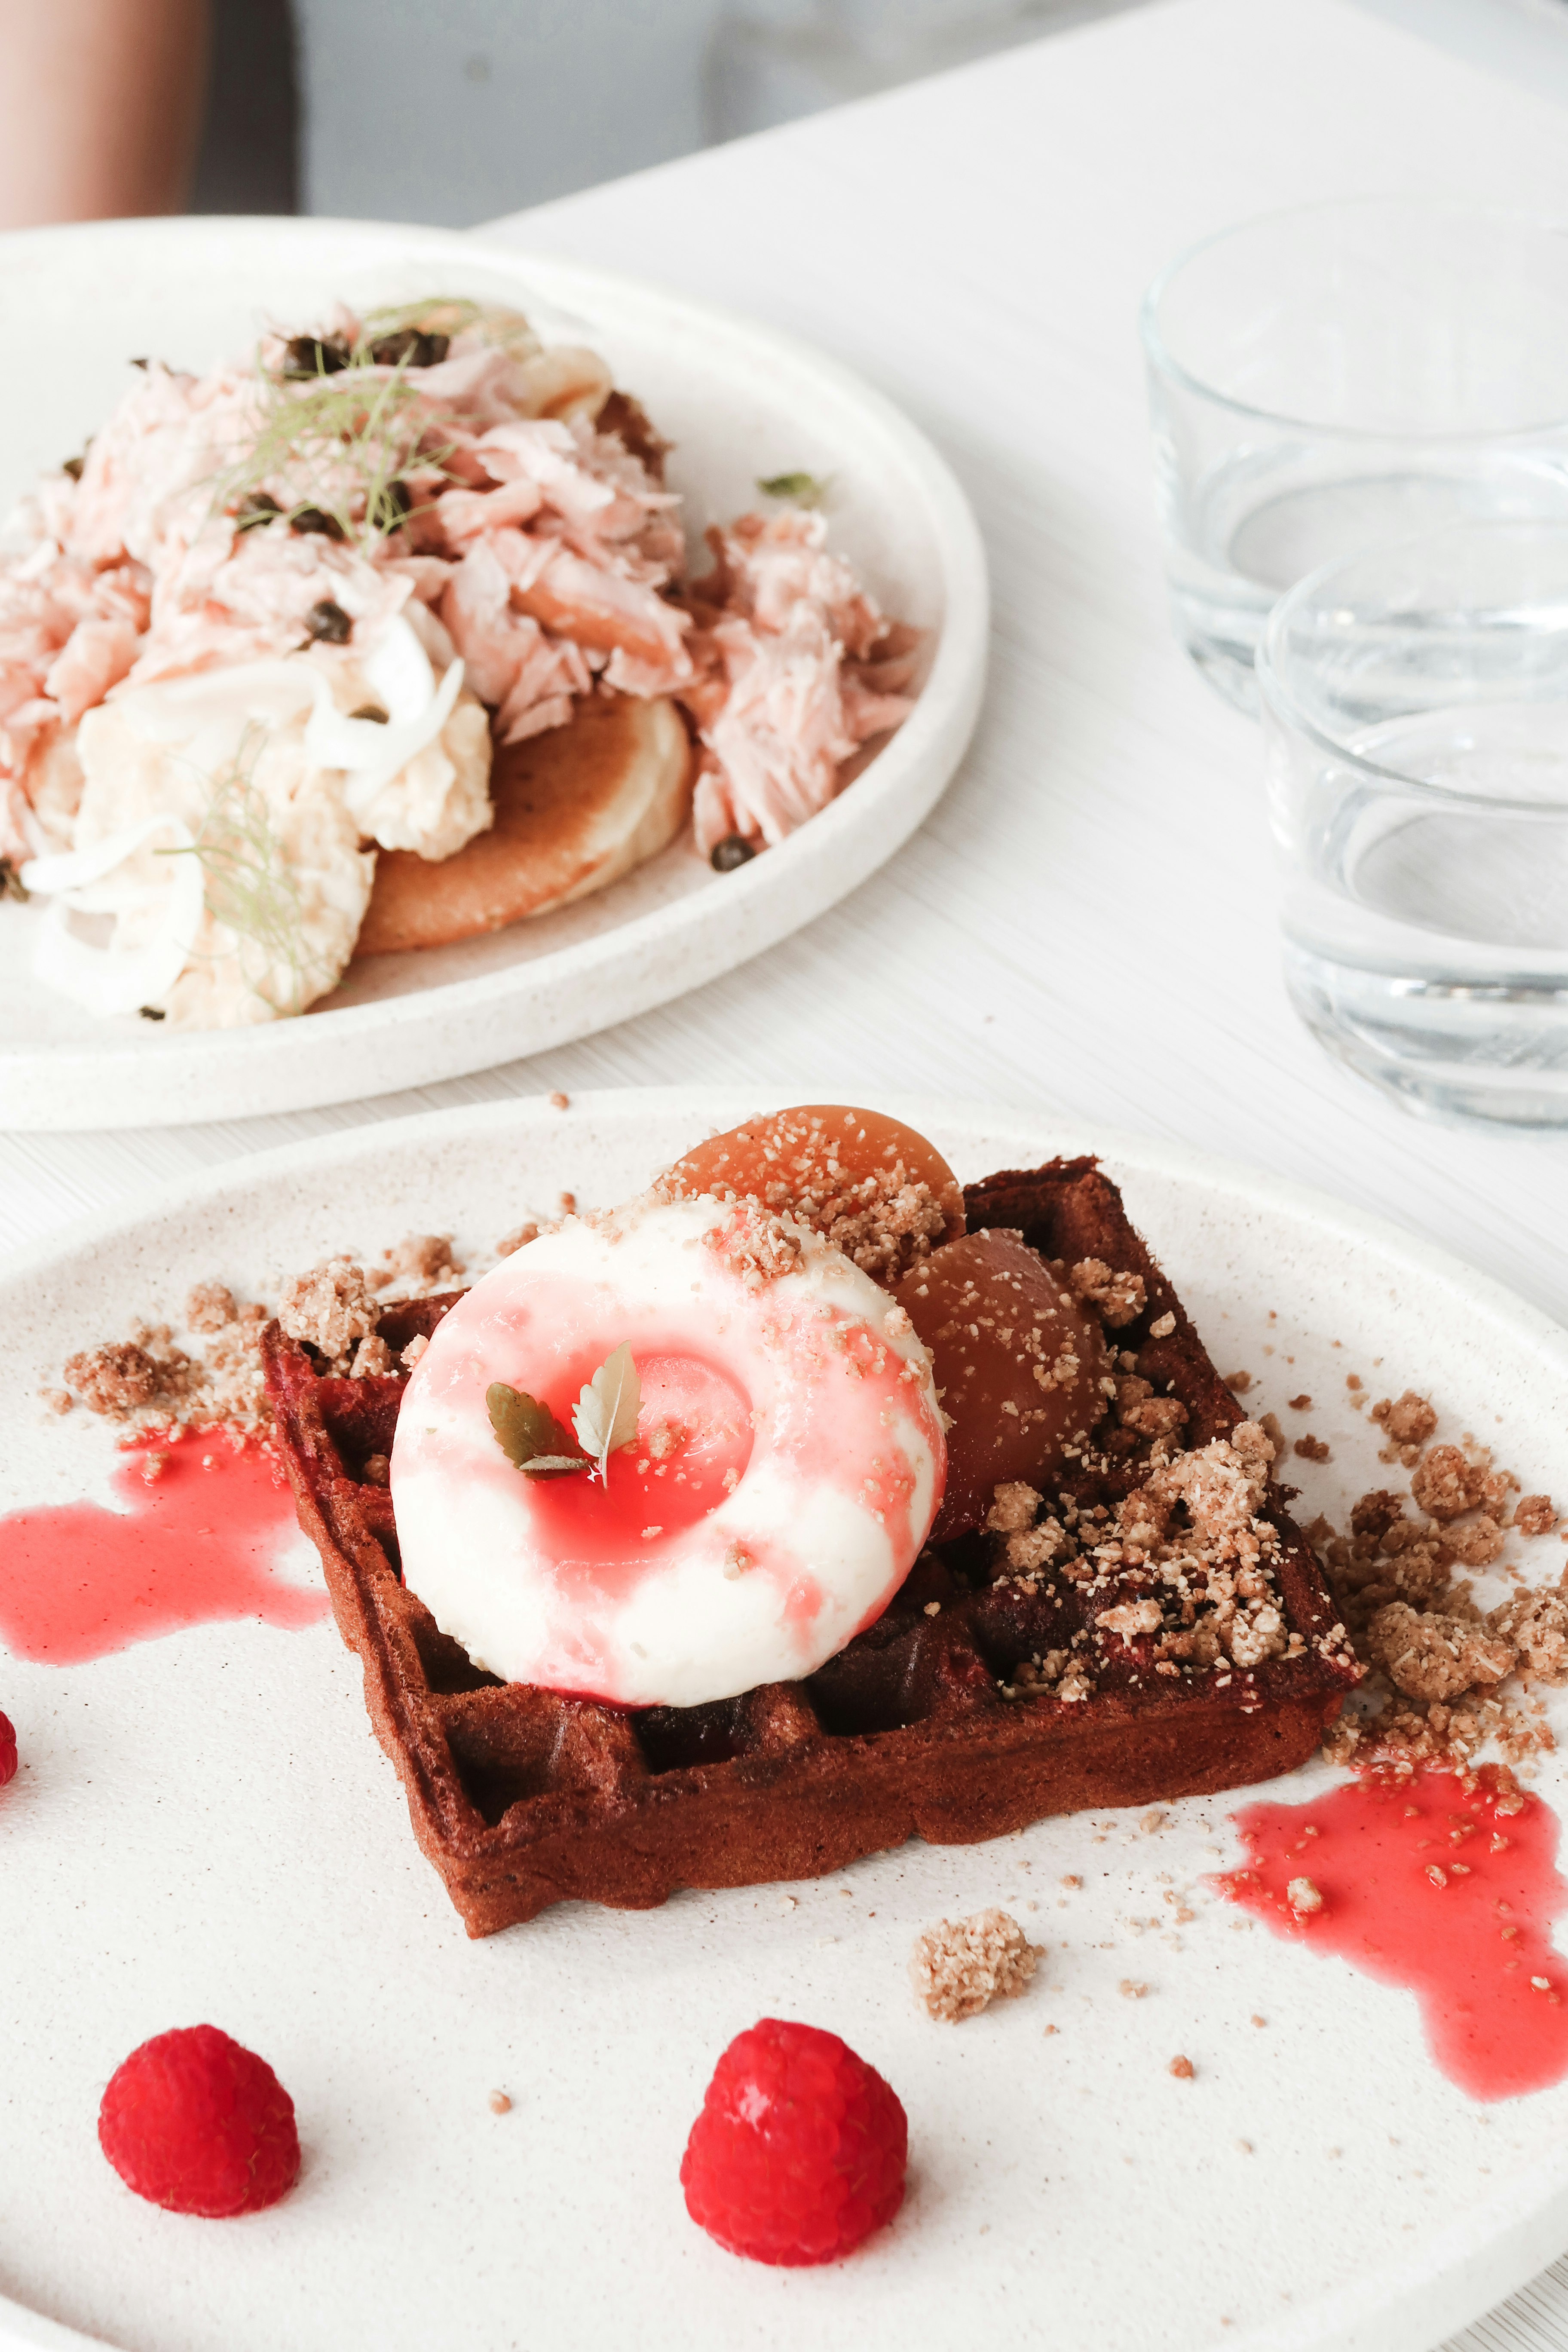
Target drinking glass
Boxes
[1142,199,1568,712]
[1260,521,1568,1127]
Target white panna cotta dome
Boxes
[389,1192,946,1709]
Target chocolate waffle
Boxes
[263,1157,1357,1935]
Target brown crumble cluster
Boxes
[48,1223,507,1448]
[1224,1371,1253,1394]
[1307,1387,1562,1773]
[909,1908,1043,2021]
[368,1233,466,1295]
[58,1283,273,1439]
[1369,1387,1439,1470]
[992,1419,1326,1706]
[1067,1258,1147,1330]
[663,1110,956,1287]
[496,1221,540,1258]
[1168,2055,1194,2080]
[185,1281,236,1333]
[278,1258,378,1365]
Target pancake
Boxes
[352,692,693,958]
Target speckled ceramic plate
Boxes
[0,220,986,1131]
[2,1091,1567,2352]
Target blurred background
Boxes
[6,0,1568,231]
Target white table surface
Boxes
[5,0,1568,2343]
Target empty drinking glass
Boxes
[1260,521,1568,1127]
[1142,199,1568,711]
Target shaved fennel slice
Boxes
[21,814,205,1017]
[303,617,465,819]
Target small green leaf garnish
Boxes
[486,1382,586,1476]
[757,471,829,508]
[571,1343,641,1482]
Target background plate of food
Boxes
[0,219,987,1130]
[1,1089,1568,2352]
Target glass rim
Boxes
[1257,519,1568,816]
[1140,193,1568,444]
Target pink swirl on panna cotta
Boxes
[389,1193,945,1709]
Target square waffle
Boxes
[263,1156,1358,1935]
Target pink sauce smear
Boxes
[0,1429,326,1666]
[1218,1768,1568,2101]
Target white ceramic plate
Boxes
[0,221,987,1131]
[2,1090,1567,2352]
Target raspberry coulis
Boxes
[0,1428,325,1666]
[1216,1767,1568,2100]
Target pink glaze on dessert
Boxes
[390,1192,945,1708]
[1216,1767,1568,2101]
[0,1428,326,1665]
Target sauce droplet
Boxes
[1216,1768,1568,2101]
[0,1429,325,1665]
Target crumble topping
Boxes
[63,1341,164,1416]
[1365,1603,1513,1704]
[368,1233,466,1294]
[185,1282,237,1333]
[496,1222,540,1258]
[1069,1258,1147,1329]
[1410,1444,1511,1524]
[46,1216,521,1449]
[58,1306,270,1438]
[910,1908,1042,2021]
[701,1201,804,1288]
[1491,1587,1568,1681]
[994,1421,1312,1702]
[278,1258,378,1364]
[1372,1390,1438,1447]
[1115,1375,1187,1440]
[1310,1387,1561,1772]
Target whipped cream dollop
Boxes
[390,1192,946,1709]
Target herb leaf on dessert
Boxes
[485,1382,586,1477]
[571,1342,642,1482]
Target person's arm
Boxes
[0,0,211,227]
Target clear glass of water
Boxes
[1142,198,1568,712]
[1260,521,1568,1127]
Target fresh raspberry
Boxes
[0,1711,15,1786]
[98,2025,300,2217]
[681,2017,906,2265]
